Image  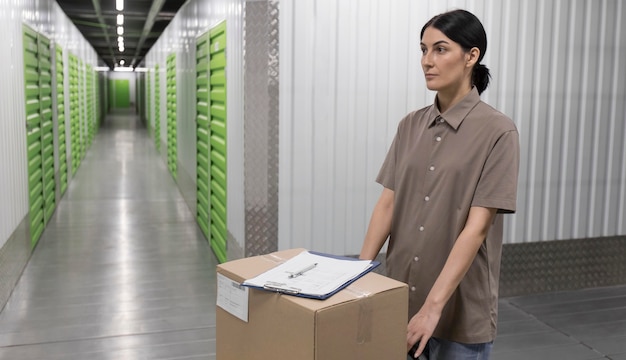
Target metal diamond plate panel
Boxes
[268,0,280,253]
[500,236,626,297]
[243,0,279,257]
[357,236,626,297]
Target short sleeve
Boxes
[376,132,399,191]
[472,129,520,213]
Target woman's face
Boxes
[420,26,473,94]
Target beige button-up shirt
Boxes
[377,88,519,343]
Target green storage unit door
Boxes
[56,44,68,195]
[109,79,130,109]
[92,70,97,141]
[96,72,102,128]
[86,66,94,148]
[69,54,80,174]
[166,53,177,179]
[196,31,210,241]
[23,26,56,246]
[79,60,86,160]
[147,72,151,136]
[23,25,44,247]
[38,34,55,225]
[209,21,227,263]
[154,65,161,152]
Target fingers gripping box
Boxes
[216,248,408,360]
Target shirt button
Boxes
[439,118,445,123]
[424,196,430,202]
[435,136,442,142]
[414,256,419,262]
[419,226,424,231]
[411,286,416,292]
[429,165,435,171]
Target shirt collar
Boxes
[428,87,481,130]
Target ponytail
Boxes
[472,63,491,95]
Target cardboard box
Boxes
[216,248,408,360]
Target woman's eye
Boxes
[420,48,427,55]
[437,47,446,53]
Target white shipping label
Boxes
[217,273,249,322]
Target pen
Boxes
[288,263,318,278]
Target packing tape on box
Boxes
[262,253,286,264]
[345,286,373,344]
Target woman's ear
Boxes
[466,47,480,68]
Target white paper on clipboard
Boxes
[242,251,376,299]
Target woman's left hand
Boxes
[406,305,442,358]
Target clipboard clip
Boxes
[263,282,301,295]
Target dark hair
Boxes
[420,9,491,94]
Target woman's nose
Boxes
[422,53,432,68]
[422,50,433,64]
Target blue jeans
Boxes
[408,337,493,360]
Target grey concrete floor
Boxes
[0,112,218,359]
[495,285,626,360]
[0,111,625,359]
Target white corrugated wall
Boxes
[279,0,626,253]
[0,0,97,248]
[0,0,29,249]
[143,0,246,251]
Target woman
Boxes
[359,9,519,360]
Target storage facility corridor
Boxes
[0,0,625,359]
[0,112,219,359]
